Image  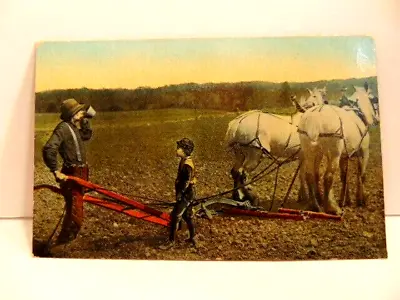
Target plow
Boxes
[34,173,342,233]
[33,158,343,257]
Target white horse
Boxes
[225,87,327,206]
[297,86,377,215]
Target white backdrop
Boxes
[0,0,399,299]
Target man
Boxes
[364,81,369,92]
[42,98,95,245]
[338,87,353,108]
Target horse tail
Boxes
[225,118,241,147]
[224,110,259,146]
[301,113,321,146]
[225,119,236,141]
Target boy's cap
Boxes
[177,138,194,153]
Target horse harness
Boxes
[296,105,370,158]
[235,111,299,163]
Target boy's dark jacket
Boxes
[175,157,196,200]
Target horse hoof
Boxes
[325,204,342,216]
[356,201,365,207]
[308,204,322,213]
[340,199,350,208]
[296,196,308,204]
[327,209,342,216]
[356,196,366,207]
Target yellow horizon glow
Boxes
[35,38,377,92]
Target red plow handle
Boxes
[84,195,170,227]
[67,176,171,223]
[34,178,171,227]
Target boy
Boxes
[159,138,197,250]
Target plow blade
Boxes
[84,195,170,227]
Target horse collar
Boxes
[354,108,369,126]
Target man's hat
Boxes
[60,98,87,121]
[176,138,194,155]
[364,81,369,91]
[341,87,348,92]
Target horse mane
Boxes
[348,86,376,125]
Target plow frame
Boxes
[34,176,343,230]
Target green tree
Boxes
[46,102,58,113]
[278,81,292,107]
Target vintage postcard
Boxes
[32,36,387,261]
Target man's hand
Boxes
[80,118,89,127]
[53,171,68,182]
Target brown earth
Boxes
[32,111,387,261]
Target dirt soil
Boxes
[32,113,387,261]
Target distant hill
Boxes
[35,76,378,113]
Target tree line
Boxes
[35,76,378,113]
